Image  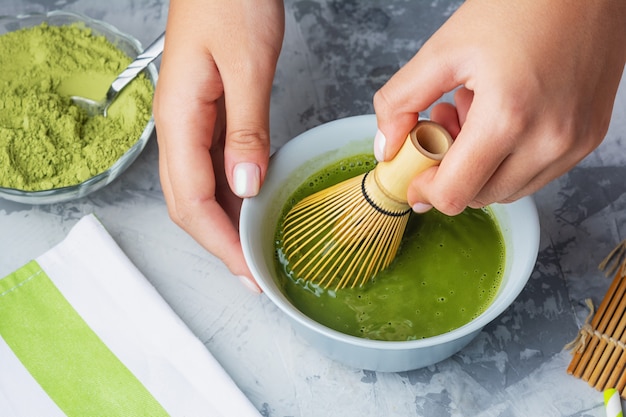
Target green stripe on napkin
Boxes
[0,260,169,417]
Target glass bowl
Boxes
[0,11,158,204]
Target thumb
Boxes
[373,42,459,162]
[222,61,277,198]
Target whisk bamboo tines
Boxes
[280,120,453,290]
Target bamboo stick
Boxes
[584,289,626,382]
[571,276,626,378]
[567,240,626,398]
[568,271,625,374]
[593,266,626,390]
[591,302,626,389]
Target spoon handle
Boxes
[105,31,165,102]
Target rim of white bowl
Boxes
[241,114,540,350]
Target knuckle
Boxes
[500,195,521,204]
[468,197,491,209]
[373,88,394,116]
[167,203,193,230]
[543,135,572,161]
[495,106,527,140]
[539,123,591,164]
[167,195,209,230]
[226,127,269,151]
[430,194,468,216]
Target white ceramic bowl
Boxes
[0,11,157,204]
[240,114,540,372]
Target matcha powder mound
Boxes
[0,22,154,191]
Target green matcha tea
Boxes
[274,155,505,341]
[0,23,153,191]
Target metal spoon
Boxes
[71,31,165,117]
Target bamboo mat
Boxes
[567,241,626,397]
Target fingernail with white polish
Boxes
[374,129,386,162]
[233,162,260,198]
[238,275,262,294]
[412,202,433,214]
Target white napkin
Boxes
[0,214,260,417]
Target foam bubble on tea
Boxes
[274,154,505,341]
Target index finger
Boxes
[154,41,255,281]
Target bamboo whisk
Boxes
[280,121,453,290]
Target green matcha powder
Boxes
[0,23,153,191]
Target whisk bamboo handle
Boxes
[373,120,453,204]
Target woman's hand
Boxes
[374,0,626,215]
[153,0,285,291]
